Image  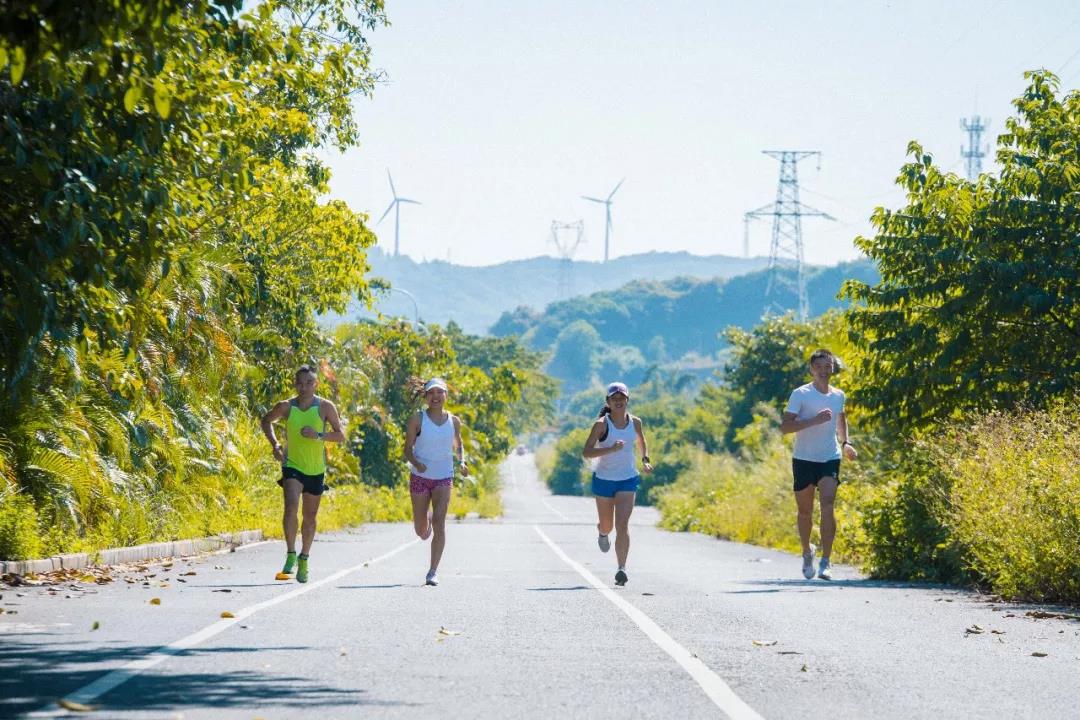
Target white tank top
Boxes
[594,415,638,481]
[412,410,455,480]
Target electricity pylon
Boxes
[550,220,585,299]
[744,151,834,321]
[961,115,989,180]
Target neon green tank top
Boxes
[285,397,326,476]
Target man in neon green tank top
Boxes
[260,364,345,583]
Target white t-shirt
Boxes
[785,383,845,462]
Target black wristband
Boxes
[841,440,853,447]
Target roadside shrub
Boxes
[0,491,42,560]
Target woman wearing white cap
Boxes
[582,381,653,586]
[404,377,468,586]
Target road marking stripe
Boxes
[32,538,419,716]
[540,498,571,521]
[533,525,764,720]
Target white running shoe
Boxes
[425,570,439,586]
[818,558,833,580]
[598,532,611,553]
[802,545,816,580]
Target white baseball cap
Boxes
[606,381,629,398]
[423,377,449,393]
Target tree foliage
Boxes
[842,70,1080,427]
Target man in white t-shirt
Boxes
[780,349,857,580]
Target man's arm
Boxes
[314,400,346,443]
[838,411,858,460]
[261,400,291,463]
[780,409,832,434]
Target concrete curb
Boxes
[0,529,264,575]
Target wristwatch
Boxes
[642,455,651,464]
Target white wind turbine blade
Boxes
[581,195,606,204]
[607,178,625,200]
[386,169,397,199]
[376,199,396,225]
[398,198,422,205]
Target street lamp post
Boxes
[386,287,420,326]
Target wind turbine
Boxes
[377,169,421,257]
[582,178,624,263]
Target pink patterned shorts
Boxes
[410,473,453,496]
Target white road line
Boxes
[533,525,764,720]
[540,498,571,521]
[30,538,419,717]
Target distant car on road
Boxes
[515,445,528,456]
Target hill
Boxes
[491,259,879,393]
[320,248,770,334]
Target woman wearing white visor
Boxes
[582,381,653,586]
[404,377,468,586]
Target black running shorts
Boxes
[792,458,841,492]
[279,465,326,496]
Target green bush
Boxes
[0,491,43,560]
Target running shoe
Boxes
[597,532,611,553]
[818,558,833,581]
[281,551,297,575]
[614,568,628,586]
[425,570,440,586]
[802,545,816,580]
[296,555,309,583]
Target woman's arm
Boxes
[452,415,469,476]
[633,416,653,474]
[583,419,620,459]
[403,413,426,472]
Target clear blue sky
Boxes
[323,0,1080,267]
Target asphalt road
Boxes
[2,452,1079,719]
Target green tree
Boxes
[547,320,601,394]
[842,70,1080,427]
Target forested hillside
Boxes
[492,260,878,393]
[323,249,770,334]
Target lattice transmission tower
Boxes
[960,115,989,180]
[744,151,834,320]
[549,220,585,299]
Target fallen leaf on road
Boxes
[965,625,984,635]
[158,582,169,588]
[274,572,291,581]
[752,640,778,647]
[181,571,197,576]
[149,597,161,605]
[991,630,1006,635]
[220,611,235,618]
[438,627,463,637]
[340,648,348,656]
[778,651,802,655]
[91,621,99,630]
[800,664,808,672]
[212,588,233,593]
[1031,652,1048,657]
[642,592,655,596]
[78,575,95,583]
[57,699,98,712]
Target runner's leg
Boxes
[428,484,452,573]
[595,496,615,536]
[817,476,839,559]
[794,484,816,554]
[282,478,303,553]
[613,490,635,569]
[411,490,433,540]
[300,491,322,556]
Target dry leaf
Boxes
[91,621,100,630]
[965,625,984,635]
[1031,652,1048,657]
[182,571,197,576]
[752,640,778,647]
[778,651,802,655]
[991,630,1006,635]
[57,699,98,711]
[158,582,170,588]
[800,664,808,672]
[221,611,235,618]
[149,597,161,605]
[438,626,463,637]
[212,588,233,593]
